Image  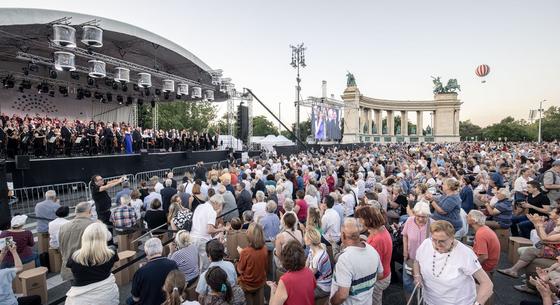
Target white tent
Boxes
[257,135,294,152]
[218,135,243,150]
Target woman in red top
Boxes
[355,206,393,305]
[237,223,268,293]
[294,190,308,224]
[267,240,316,305]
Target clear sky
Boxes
[1,0,559,127]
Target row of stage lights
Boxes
[49,23,214,101]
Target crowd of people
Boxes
[0,113,221,159]
[1,141,560,305]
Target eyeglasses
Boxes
[431,237,451,245]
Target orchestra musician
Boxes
[19,126,31,156]
[33,125,46,158]
[87,123,98,156]
[61,122,72,157]
[5,124,18,159]
[103,123,114,154]
[132,127,142,153]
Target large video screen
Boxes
[311,105,342,141]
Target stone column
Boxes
[387,110,394,135]
[374,109,382,135]
[431,110,436,135]
[367,108,372,135]
[400,110,408,136]
[416,111,423,136]
[341,86,360,143]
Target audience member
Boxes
[237,223,268,294]
[58,202,95,280]
[0,215,36,268]
[110,195,138,234]
[131,238,178,305]
[168,230,199,285]
[48,206,70,249]
[0,242,42,305]
[34,190,60,234]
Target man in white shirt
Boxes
[143,186,163,210]
[330,218,383,305]
[190,194,228,271]
[48,206,70,249]
[320,195,341,244]
[356,173,366,200]
[152,176,164,193]
[252,191,267,221]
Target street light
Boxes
[538,99,547,143]
[290,43,306,141]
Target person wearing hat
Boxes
[543,160,560,206]
[0,215,37,268]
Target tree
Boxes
[540,106,560,141]
[281,119,311,142]
[252,115,279,136]
[481,116,531,141]
[460,120,483,140]
[141,100,217,131]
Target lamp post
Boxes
[538,99,547,143]
[290,43,306,142]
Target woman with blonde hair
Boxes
[189,184,206,212]
[65,222,119,305]
[162,270,194,305]
[169,230,199,285]
[304,228,332,298]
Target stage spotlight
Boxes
[77,88,84,100]
[104,78,113,86]
[28,63,39,72]
[106,92,113,102]
[70,71,80,80]
[37,84,42,94]
[87,77,95,86]
[94,92,103,100]
[151,100,156,108]
[49,90,55,97]
[18,84,24,93]
[122,83,128,92]
[84,90,91,98]
[22,67,29,76]
[133,84,139,91]
[41,82,49,94]
[137,99,143,106]
[117,95,124,103]
[22,80,31,89]
[155,89,161,96]
[112,81,119,90]
[176,94,181,100]
[49,69,58,79]
[164,92,169,100]
[144,88,150,96]
[59,86,68,97]
[127,96,134,105]
[2,75,15,88]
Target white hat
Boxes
[11,215,28,228]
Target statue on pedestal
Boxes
[432,76,461,94]
[346,71,356,87]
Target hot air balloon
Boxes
[475,64,490,83]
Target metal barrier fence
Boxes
[11,181,90,215]
[134,168,172,187]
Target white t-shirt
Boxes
[252,201,267,222]
[330,242,383,305]
[321,209,341,243]
[190,202,217,241]
[514,176,531,193]
[155,182,164,193]
[48,217,70,249]
[356,179,365,199]
[131,199,143,220]
[342,193,356,216]
[416,238,482,305]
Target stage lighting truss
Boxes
[88,60,106,78]
[47,42,214,90]
[162,79,174,92]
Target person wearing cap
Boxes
[48,206,70,249]
[0,215,36,268]
[543,159,560,207]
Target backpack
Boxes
[535,170,557,193]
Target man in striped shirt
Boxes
[330,218,383,305]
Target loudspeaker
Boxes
[0,159,10,230]
[15,155,31,170]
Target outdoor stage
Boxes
[5,150,260,188]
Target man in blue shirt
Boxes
[34,190,60,233]
[258,201,280,243]
[114,181,132,207]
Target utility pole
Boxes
[538,99,547,143]
[290,43,306,142]
[278,102,281,132]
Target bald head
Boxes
[342,217,361,242]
